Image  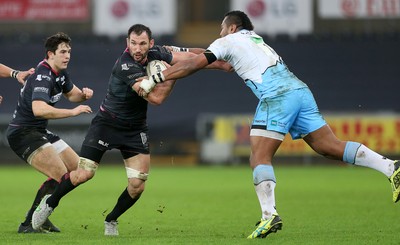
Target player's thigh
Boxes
[250,135,282,167]
[289,88,326,139]
[7,127,68,180]
[253,91,301,135]
[58,146,80,172]
[46,132,79,173]
[119,123,150,174]
[123,154,150,174]
[31,145,68,181]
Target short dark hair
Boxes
[45,32,71,59]
[224,10,254,31]
[127,24,152,40]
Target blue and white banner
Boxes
[93,0,176,37]
[230,0,313,36]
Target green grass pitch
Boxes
[0,164,398,244]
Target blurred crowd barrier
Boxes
[198,113,400,164]
[1,113,400,165]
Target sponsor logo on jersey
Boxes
[60,76,66,85]
[49,92,62,103]
[33,87,49,94]
[121,63,129,70]
[254,119,266,124]
[98,140,109,147]
[36,74,51,82]
[127,73,143,80]
[271,120,286,127]
[22,146,31,159]
[140,132,148,145]
[56,76,66,85]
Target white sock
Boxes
[254,180,277,220]
[355,144,395,177]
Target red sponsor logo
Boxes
[0,0,89,21]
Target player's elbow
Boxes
[32,107,48,118]
[148,99,163,106]
[147,95,167,106]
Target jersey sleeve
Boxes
[207,37,229,61]
[30,73,53,103]
[148,45,173,64]
[62,72,74,94]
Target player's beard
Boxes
[132,51,148,64]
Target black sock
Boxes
[22,178,58,226]
[46,173,76,209]
[105,188,141,222]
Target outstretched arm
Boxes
[171,51,233,72]
[0,63,35,104]
[32,100,92,119]
[0,63,17,78]
[138,53,209,97]
[169,47,232,72]
[164,45,206,54]
[0,63,35,85]
[164,53,210,80]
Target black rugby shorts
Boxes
[81,114,150,163]
[6,126,61,162]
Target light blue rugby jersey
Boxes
[207,30,307,99]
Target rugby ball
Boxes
[146,60,167,76]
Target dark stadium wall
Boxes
[0,37,399,142]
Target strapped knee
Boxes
[125,167,148,181]
[78,157,98,172]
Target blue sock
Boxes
[253,164,276,185]
[343,141,361,164]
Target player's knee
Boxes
[126,167,148,196]
[76,157,98,183]
[70,168,94,185]
[82,169,95,182]
[125,167,148,181]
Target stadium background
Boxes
[0,0,399,165]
